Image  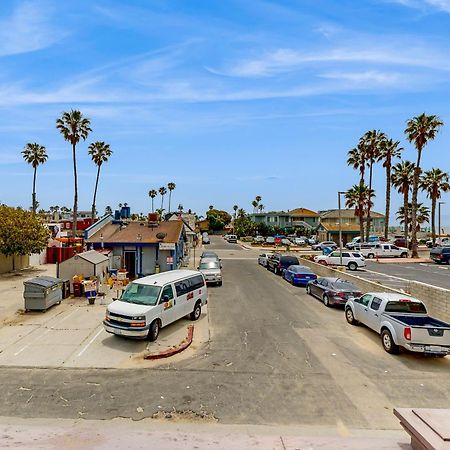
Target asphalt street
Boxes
[0,236,448,431]
[363,260,450,290]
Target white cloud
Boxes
[0,1,64,57]
[387,0,450,12]
[319,70,401,84]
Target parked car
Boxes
[201,251,218,259]
[427,237,450,248]
[104,270,207,340]
[430,247,450,264]
[392,237,408,248]
[307,238,317,245]
[294,237,306,245]
[313,251,366,271]
[258,252,273,267]
[345,292,450,356]
[266,237,275,245]
[202,236,210,244]
[223,234,231,240]
[360,243,408,259]
[281,238,292,246]
[198,258,222,286]
[254,235,265,243]
[306,277,362,307]
[227,234,238,243]
[267,254,300,275]
[283,265,317,286]
[346,236,380,250]
[311,241,337,251]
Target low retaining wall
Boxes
[0,254,29,274]
[299,258,450,323]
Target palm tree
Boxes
[252,200,258,213]
[233,204,238,220]
[105,205,113,215]
[88,141,112,221]
[397,203,430,233]
[148,189,157,213]
[361,130,386,240]
[345,184,374,241]
[178,204,184,213]
[159,186,167,212]
[392,161,415,247]
[167,182,176,213]
[209,205,214,210]
[347,142,366,186]
[420,168,450,245]
[21,143,48,214]
[56,110,92,235]
[258,204,265,213]
[377,138,403,239]
[405,113,444,257]
[237,208,246,218]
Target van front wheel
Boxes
[190,302,201,321]
[148,320,160,341]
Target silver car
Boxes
[198,258,222,286]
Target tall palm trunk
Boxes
[151,198,154,213]
[32,166,37,214]
[72,142,78,237]
[168,191,172,213]
[403,190,409,248]
[384,159,391,239]
[359,213,364,244]
[410,149,422,257]
[366,163,373,241]
[91,165,101,221]
[161,196,164,211]
[431,193,436,245]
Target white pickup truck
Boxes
[353,243,408,259]
[345,292,450,356]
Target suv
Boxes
[267,254,300,275]
[430,247,450,264]
[311,241,337,251]
[314,251,366,271]
[227,235,238,243]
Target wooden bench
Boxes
[394,408,450,449]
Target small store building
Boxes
[57,250,109,292]
[85,219,185,278]
[317,223,361,245]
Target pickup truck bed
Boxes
[387,315,450,328]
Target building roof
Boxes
[320,209,385,219]
[319,223,361,232]
[290,208,319,217]
[132,269,200,286]
[86,220,183,245]
[76,250,109,264]
[249,212,290,217]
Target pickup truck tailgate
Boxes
[411,326,450,348]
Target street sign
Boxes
[159,242,175,250]
[166,256,174,264]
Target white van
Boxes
[104,270,208,341]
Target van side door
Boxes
[159,284,177,326]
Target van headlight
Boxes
[132,315,145,320]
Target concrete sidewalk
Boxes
[0,416,411,449]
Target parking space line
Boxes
[13,329,51,356]
[77,328,104,357]
[58,308,79,324]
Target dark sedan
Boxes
[283,265,317,286]
[306,277,362,307]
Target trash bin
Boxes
[73,282,82,297]
[61,279,70,299]
[23,276,63,311]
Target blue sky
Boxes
[1,0,450,224]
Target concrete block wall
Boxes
[299,258,450,323]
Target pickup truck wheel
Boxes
[190,302,202,321]
[381,329,399,354]
[345,307,358,325]
[348,262,358,271]
[148,320,160,342]
[367,253,375,259]
[323,295,330,307]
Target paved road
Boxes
[0,236,448,431]
[363,261,450,290]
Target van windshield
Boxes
[120,283,161,306]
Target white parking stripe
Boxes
[14,329,51,356]
[58,308,79,324]
[77,328,104,357]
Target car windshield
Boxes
[385,301,427,314]
[120,283,161,306]
[200,261,219,269]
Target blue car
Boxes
[283,265,317,286]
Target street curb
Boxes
[143,325,194,360]
[373,258,432,264]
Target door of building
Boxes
[124,251,136,278]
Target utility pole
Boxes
[338,191,345,267]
